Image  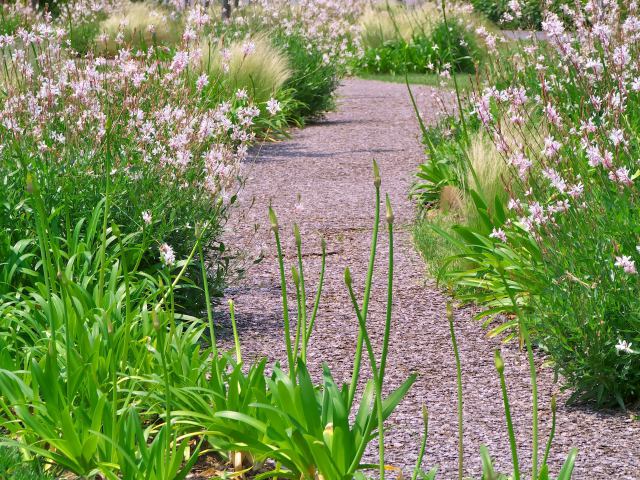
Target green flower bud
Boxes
[323,422,334,449]
[268,207,279,233]
[291,266,300,287]
[385,194,394,225]
[373,160,381,188]
[294,223,301,248]
[344,267,352,287]
[494,349,505,374]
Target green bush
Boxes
[0,447,52,480]
[273,31,339,122]
[413,5,640,407]
[470,0,575,29]
[355,19,484,76]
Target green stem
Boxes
[500,271,538,479]
[542,396,557,468]
[447,304,464,480]
[412,406,429,480]
[379,195,394,380]
[199,240,220,385]
[495,349,520,480]
[97,129,112,305]
[347,164,381,410]
[269,208,294,378]
[294,225,308,362]
[344,278,384,480]
[304,239,326,347]
[229,300,242,364]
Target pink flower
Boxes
[608,166,633,186]
[542,136,562,157]
[196,74,209,91]
[609,129,625,147]
[159,243,176,267]
[615,255,637,274]
[490,228,507,242]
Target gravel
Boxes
[213,78,640,479]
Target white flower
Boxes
[142,211,152,225]
[615,339,637,354]
[615,255,637,274]
[159,243,176,267]
[266,98,281,116]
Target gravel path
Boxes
[216,78,640,479]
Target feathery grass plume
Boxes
[98,2,182,55]
[358,2,440,49]
[462,131,510,228]
[200,35,291,104]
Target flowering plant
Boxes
[426,0,640,406]
[0,16,285,297]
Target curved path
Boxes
[217,79,639,479]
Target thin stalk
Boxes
[542,396,557,468]
[304,239,326,346]
[347,161,382,410]
[447,303,464,480]
[154,310,173,461]
[229,300,242,364]
[412,406,429,480]
[500,271,538,479]
[199,243,216,349]
[440,0,468,140]
[291,266,302,365]
[97,128,112,305]
[344,274,384,480]
[495,349,520,480]
[269,208,294,377]
[379,195,394,380]
[294,225,308,362]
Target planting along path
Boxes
[216,79,639,479]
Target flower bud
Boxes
[268,207,279,233]
[494,349,505,374]
[344,267,352,287]
[422,405,429,425]
[385,194,394,225]
[323,422,334,449]
[551,394,557,413]
[373,160,381,188]
[291,266,300,287]
[320,237,326,253]
[294,224,301,248]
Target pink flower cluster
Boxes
[473,0,640,273]
[0,18,257,206]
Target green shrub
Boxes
[355,19,484,76]
[470,0,575,29]
[273,31,339,122]
[414,4,640,407]
[0,447,52,479]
